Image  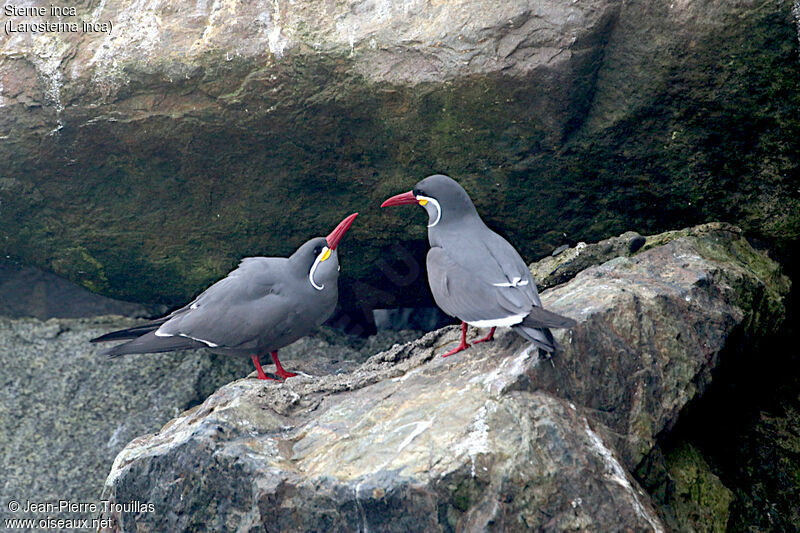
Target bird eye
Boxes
[314,246,322,255]
[416,189,425,197]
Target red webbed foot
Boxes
[442,341,471,357]
[271,351,297,380]
[472,327,496,345]
[275,370,297,380]
[442,322,471,358]
[251,354,279,381]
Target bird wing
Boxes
[480,230,577,330]
[427,246,533,324]
[482,229,543,307]
[153,257,294,350]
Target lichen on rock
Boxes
[664,443,734,533]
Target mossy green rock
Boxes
[1,0,798,317]
[664,443,734,533]
[725,396,800,531]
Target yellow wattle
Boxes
[419,199,428,206]
[320,248,331,262]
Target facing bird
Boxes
[381,174,575,357]
[91,213,358,380]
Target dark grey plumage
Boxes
[92,213,357,380]
[383,175,575,355]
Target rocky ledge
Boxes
[0,313,417,528]
[99,223,789,531]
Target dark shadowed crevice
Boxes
[637,249,800,531]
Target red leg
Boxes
[251,354,278,381]
[271,350,297,380]
[473,327,496,345]
[443,322,471,357]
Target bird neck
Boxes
[427,210,487,247]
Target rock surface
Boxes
[1,0,798,316]
[0,260,156,319]
[98,224,789,532]
[663,443,734,533]
[0,311,418,530]
[534,222,790,469]
[640,307,800,532]
[531,230,647,290]
[725,396,800,529]
[0,316,250,529]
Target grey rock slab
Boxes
[534,224,790,468]
[0,313,415,530]
[532,230,648,290]
[0,260,155,319]
[101,330,664,532]
[0,0,615,94]
[0,316,250,528]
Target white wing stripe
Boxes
[155,326,218,347]
[492,277,529,287]
[179,333,219,348]
[467,314,526,327]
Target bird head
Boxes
[381,174,476,228]
[298,213,358,291]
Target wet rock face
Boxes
[0,0,616,314]
[1,0,798,316]
[99,225,789,532]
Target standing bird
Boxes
[381,175,575,357]
[91,213,358,380]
